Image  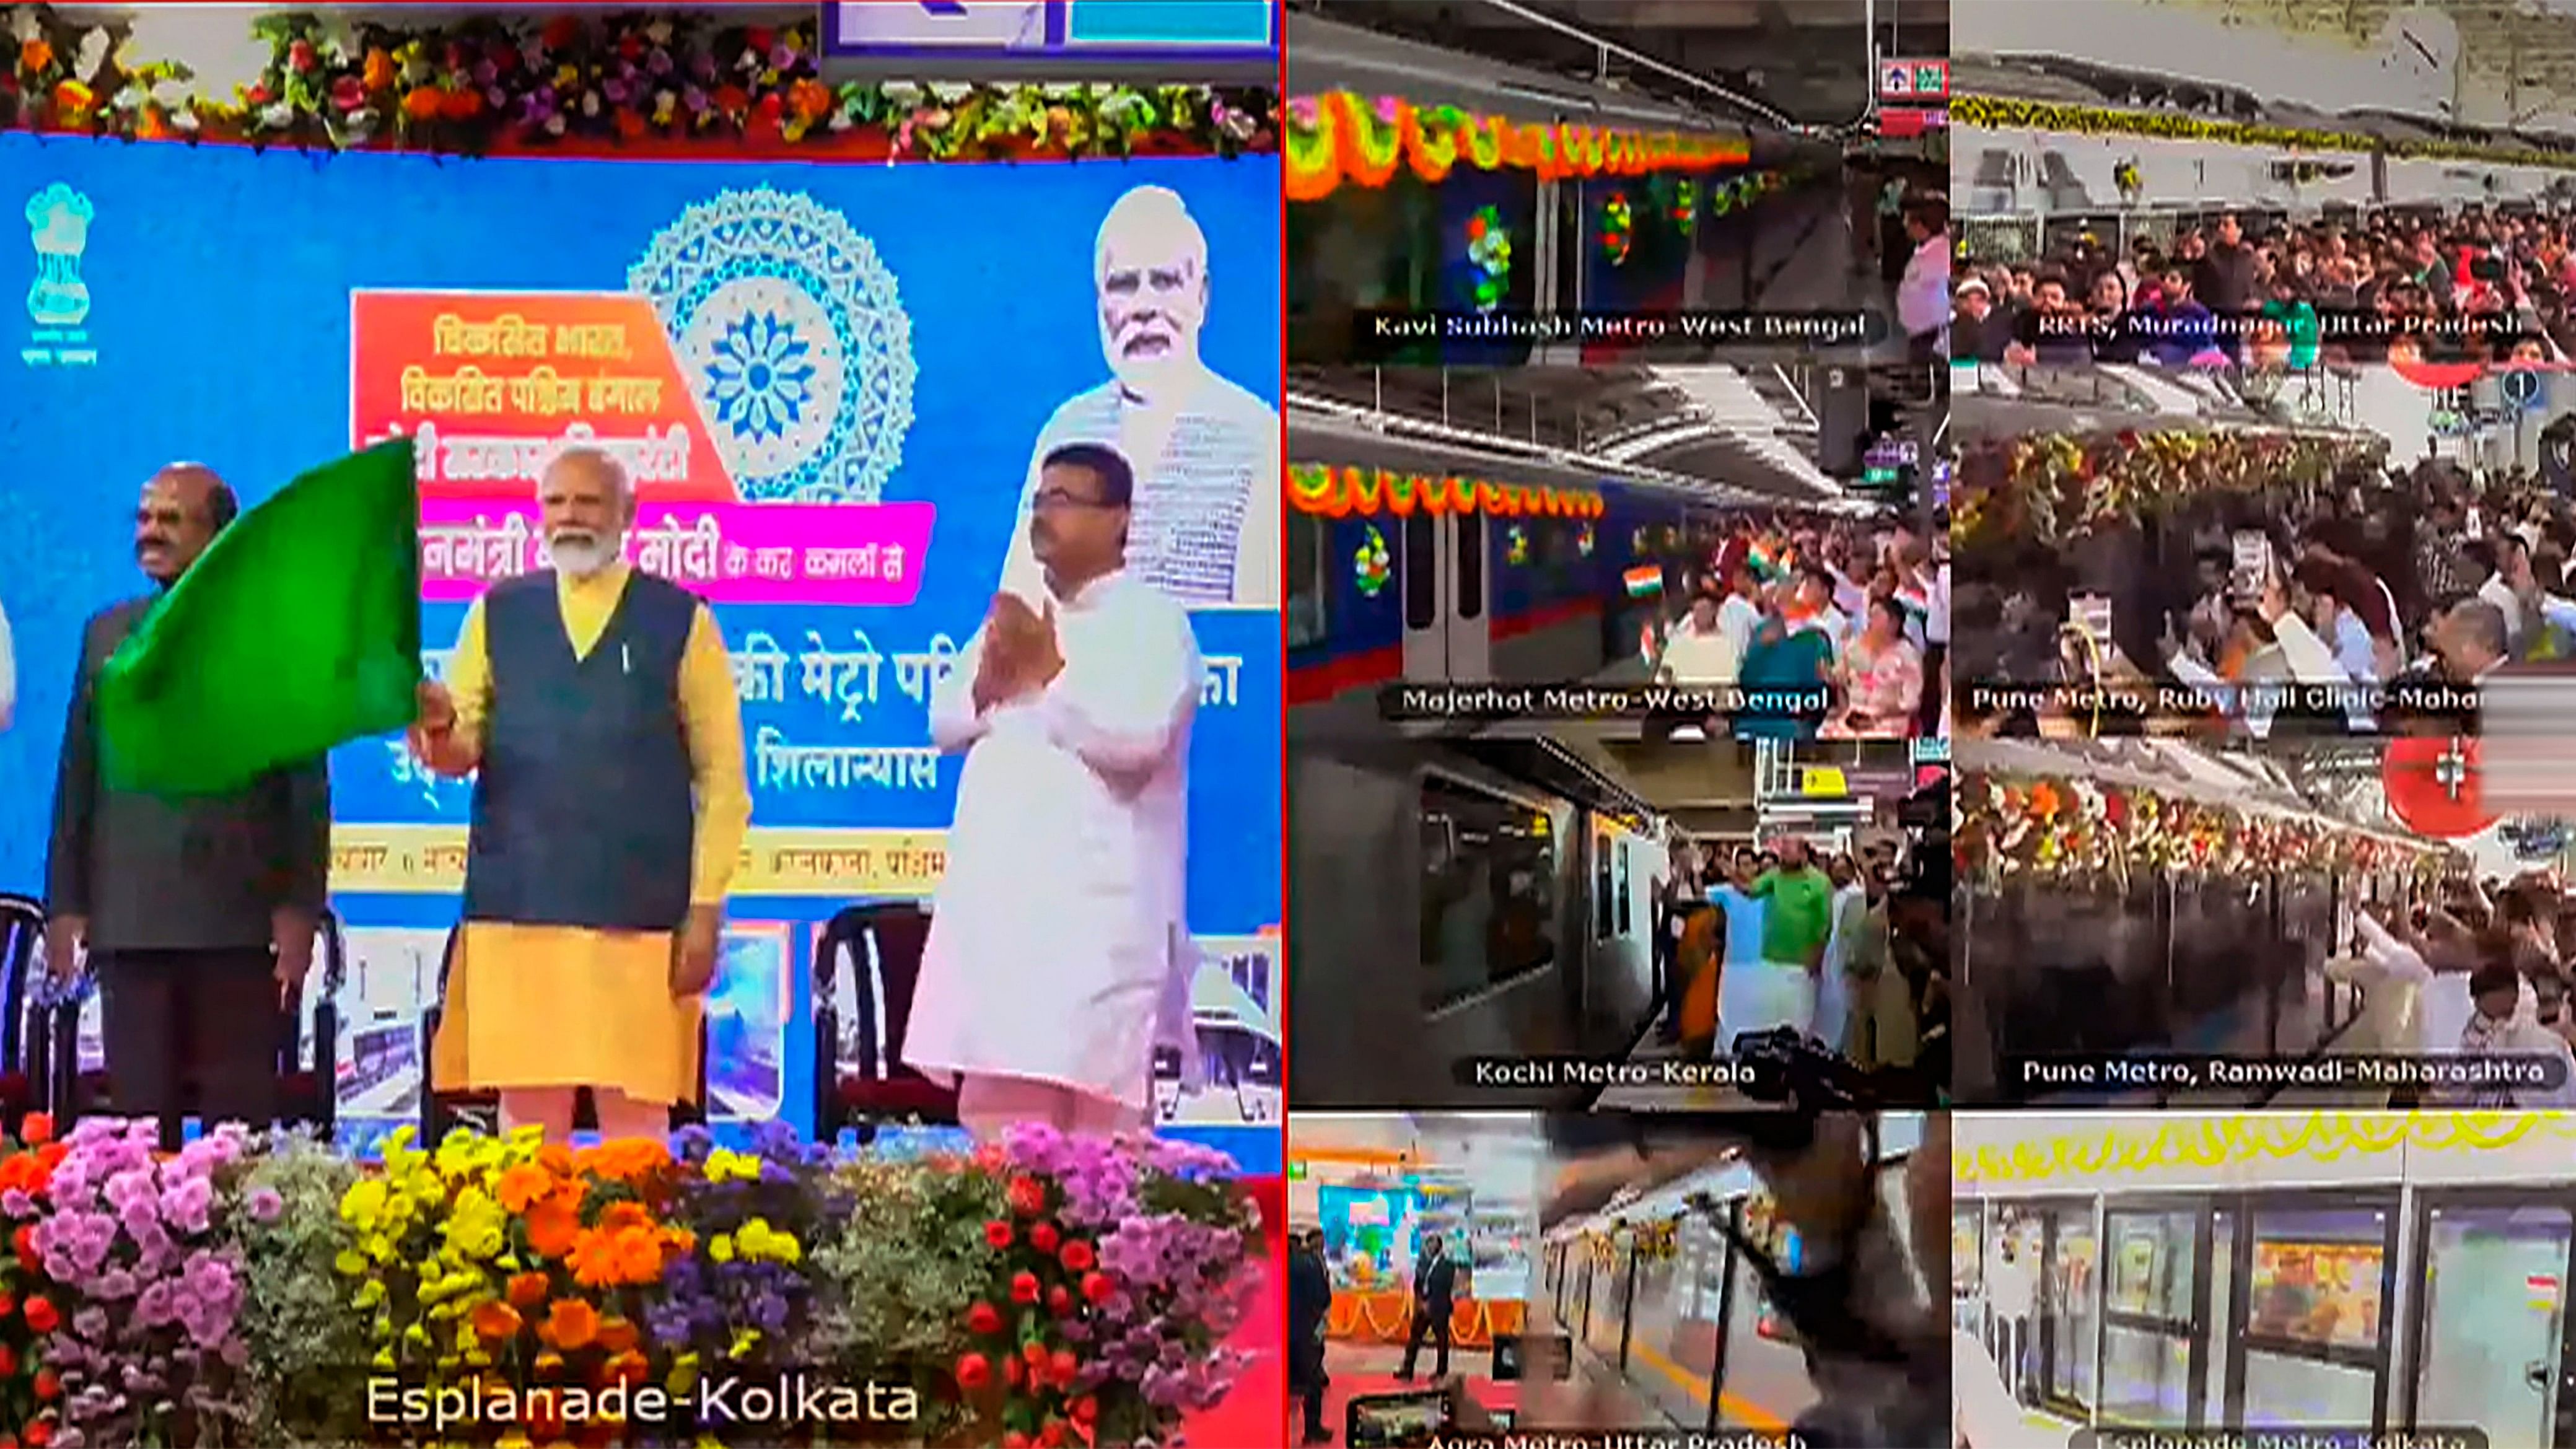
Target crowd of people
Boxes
[1952,203,2576,367]
[1957,455,2576,736]
[2326,870,2576,1108]
[1652,830,1951,1093]
[1648,510,1950,738]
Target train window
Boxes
[1287,166,1538,366]
[1287,512,1328,651]
[1594,838,1614,940]
[1457,513,1485,621]
[1419,774,1559,1012]
[1614,849,1632,935]
[1404,512,1437,631]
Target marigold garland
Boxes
[0,5,1278,162]
[1956,1111,2576,1184]
[1953,429,2388,551]
[1956,770,2445,886]
[1952,92,2576,173]
[1289,462,1607,520]
[1284,90,1751,202]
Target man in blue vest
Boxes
[412,447,753,1141]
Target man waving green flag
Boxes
[97,437,424,795]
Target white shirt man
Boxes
[909,443,1206,1135]
[0,594,14,732]
[998,185,1279,610]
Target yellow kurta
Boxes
[428,563,753,1104]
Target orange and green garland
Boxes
[1955,429,2388,551]
[1290,462,1606,520]
[1286,90,1750,202]
[1957,771,2447,886]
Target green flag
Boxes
[98,438,424,795]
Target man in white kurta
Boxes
[908,441,1206,1136]
[996,183,1279,610]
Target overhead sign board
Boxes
[824,1,1279,62]
[1877,58,1950,103]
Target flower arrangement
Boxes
[30,1119,253,1447]
[1956,771,2446,885]
[1953,429,2388,549]
[1289,463,1608,520]
[1951,93,2576,173]
[1286,90,1751,201]
[1598,191,1634,266]
[0,1119,1263,1446]
[0,6,1276,162]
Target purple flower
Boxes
[91,1269,136,1301]
[1,1188,34,1217]
[243,1187,283,1224]
[71,1307,106,1341]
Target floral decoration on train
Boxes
[1954,773,2447,886]
[1284,90,1751,201]
[1953,430,2389,549]
[1289,463,1608,520]
[1353,525,1392,596]
[1950,93,2576,172]
[0,5,1277,161]
[1955,1111,2576,1184]
[1598,190,1634,266]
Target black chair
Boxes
[0,895,47,1137]
[45,908,346,1144]
[811,903,952,1145]
[422,922,709,1144]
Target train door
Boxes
[1398,510,1492,683]
[2407,1189,2576,1448]
[2215,1190,2402,1433]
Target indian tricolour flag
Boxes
[1624,566,1663,598]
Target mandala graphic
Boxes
[629,187,916,502]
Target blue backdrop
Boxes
[0,134,1281,1162]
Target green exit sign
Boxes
[1288,1162,1307,1180]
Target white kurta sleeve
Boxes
[929,628,995,753]
[0,595,14,733]
[1040,597,1203,781]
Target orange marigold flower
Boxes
[19,40,53,72]
[611,1227,663,1284]
[567,1229,621,1289]
[19,1114,52,1147]
[538,1143,576,1175]
[538,1298,599,1352]
[603,1348,650,1386]
[597,1201,652,1233]
[33,1144,64,1173]
[595,1316,641,1355]
[496,1163,557,1214]
[507,1271,551,1308]
[525,1201,581,1258]
[361,48,395,92]
[470,1300,523,1341]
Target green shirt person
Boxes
[1753,851,1835,970]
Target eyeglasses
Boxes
[1032,490,1119,512]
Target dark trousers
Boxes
[1290,1338,1328,1438]
[1919,642,1947,734]
[1398,1302,1452,1380]
[97,948,281,1142]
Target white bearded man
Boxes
[996,183,1279,610]
[908,441,1205,1136]
[410,447,753,1141]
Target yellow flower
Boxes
[353,1280,387,1310]
[371,1346,395,1370]
[703,1149,762,1184]
[734,1219,802,1265]
[334,1250,368,1277]
[446,1186,507,1261]
[708,1234,735,1265]
[667,1351,701,1396]
[727,1327,761,1360]
[342,1178,392,1230]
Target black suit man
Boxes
[1398,1232,1458,1381]
[46,465,329,1141]
[1287,1228,1333,1444]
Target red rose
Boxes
[984,1219,1014,1250]
[0,1289,17,1316]
[1046,1285,1071,1316]
[1009,1271,1040,1305]
[1005,1176,1048,1218]
[1036,1422,1067,1448]
[965,1302,1003,1336]
[22,1298,56,1334]
[1002,1354,1022,1386]
[0,1342,17,1376]
[1071,1396,1098,1426]
[21,1424,43,1449]
[753,92,784,125]
[745,27,776,53]
[11,1226,34,1270]
[30,1368,55,1401]
[1028,1222,1060,1255]
[953,1353,992,1391]
[1001,1434,1030,1449]
[288,40,317,74]
[1082,1272,1115,1305]
[1048,1349,1079,1388]
[1020,1339,1049,1369]
[1058,1240,1096,1273]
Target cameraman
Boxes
[1448,1111,1953,1447]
